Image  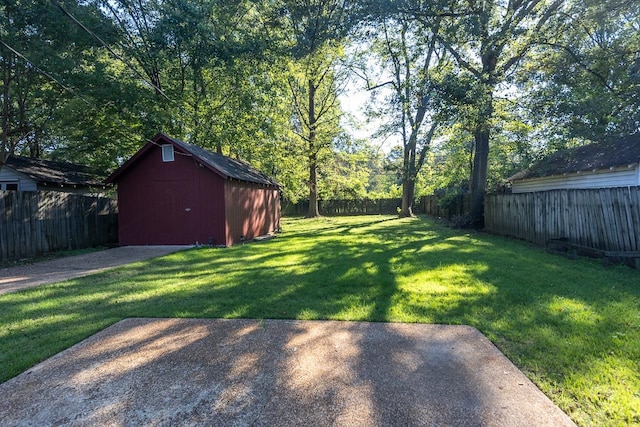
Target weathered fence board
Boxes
[485,187,640,253]
[0,191,118,261]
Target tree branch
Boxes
[366,81,395,91]
[436,35,482,78]
[538,41,618,93]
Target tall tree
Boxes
[97,0,169,100]
[0,0,107,166]
[52,0,293,173]
[281,0,353,217]
[360,8,448,217]
[521,0,640,143]
[40,0,164,170]
[431,0,565,227]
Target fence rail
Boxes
[485,187,640,252]
[320,198,402,215]
[0,191,118,261]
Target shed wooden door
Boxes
[149,178,197,244]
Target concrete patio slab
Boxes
[0,318,576,426]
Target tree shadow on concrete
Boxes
[0,318,574,426]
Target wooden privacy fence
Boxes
[283,198,402,216]
[485,187,640,252]
[283,196,471,217]
[420,194,471,219]
[0,191,118,261]
[319,198,402,215]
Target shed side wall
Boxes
[224,180,280,246]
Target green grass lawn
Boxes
[1,215,638,425]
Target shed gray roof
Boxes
[166,135,280,187]
[4,155,103,187]
[106,133,280,187]
[509,134,640,181]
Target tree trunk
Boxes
[469,126,490,228]
[308,152,320,217]
[307,79,320,218]
[400,179,415,217]
[1,54,11,166]
[399,118,417,217]
[468,71,495,228]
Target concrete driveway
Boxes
[0,246,190,295]
[0,318,576,426]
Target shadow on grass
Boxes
[0,215,638,424]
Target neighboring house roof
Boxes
[509,134,640,181]
[107,133,280,187]
[4,155,103,187]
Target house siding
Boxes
[116,144,227,245]
[224,180,280,246]
[512,166,639,193]
[0,167,37,191]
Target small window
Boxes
[162,144,175,162]
[0,181,19,191]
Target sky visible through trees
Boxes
[1,0,638,222]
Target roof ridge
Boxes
[156,134,280,187]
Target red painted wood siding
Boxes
[224,180,280,246]
[116,144,227,245]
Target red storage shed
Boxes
[106,133,280,247]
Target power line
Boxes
[4,1,202,154]
[0,39,93,107]
[0,40,177,156]
[50,0,173,103]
